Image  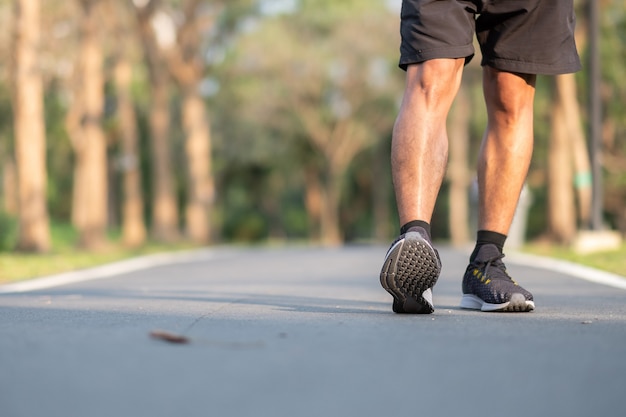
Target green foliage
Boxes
[48,221,79,250]
[0,211,17,252]
[211,0,403,241]
[44,83,75,220]
[0,83,14,181]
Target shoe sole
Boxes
[380,232,441,314]
[460,293,535,312]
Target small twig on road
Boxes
[149,329,265,349]
[149,329,191,344]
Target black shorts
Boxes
[399,0,582,75]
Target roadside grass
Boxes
[0,222,200,284]
[521,241,626,278]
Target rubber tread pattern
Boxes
[380,231,441,314]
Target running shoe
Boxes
[460,243,535,312]
[379,227,441,314]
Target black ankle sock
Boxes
[470,230,507,262]
[400,220,431,239]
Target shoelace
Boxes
[476,253,513,282]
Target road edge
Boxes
[507,251,626,291]
[0,248,220,294]
[1,246,624,294]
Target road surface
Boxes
[1,245,625,417]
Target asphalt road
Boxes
[1,245,625,417]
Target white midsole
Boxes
[460,294,535,312]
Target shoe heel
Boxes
[402,296,434,314]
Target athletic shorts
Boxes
[399,0,582,75]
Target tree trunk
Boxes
[149,77,180,242]
[304,164,322,241]
[303,117,371,245]
[12,0,50,252]
[160,1,215,244]
[136,4,180,242]
[182,90,214,244]
[555,73,592,228]
[548,78,576,243]
[447,86,471,247]
[320,165,343,246]
[114,56,146,248]
[69,0,108,249]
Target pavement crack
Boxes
[181,297,246,334]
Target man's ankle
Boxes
[470,230,507,262]
[400,220,431,240]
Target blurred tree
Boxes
[1,0,624,252]
[164,0,216,244]
[135,0,180,242]
[548,76,578,244]
[547,73,592,244]
[110,1,146,248]
[596,0,626,234]
[11,0,50,252]
[225,0,402,245]
[0,3,16,218]
[447,85,472,247]
[134,0,256,244]
[66,0,108,249]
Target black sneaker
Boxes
[460,244,534,312]
[379,227,441,314]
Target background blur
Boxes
[0,0,625,258]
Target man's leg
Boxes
[460,66,536,312]
[380,58,464,314]
[392,59,465,228]
[478,67,536,236]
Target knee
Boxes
[405,59,464,105]
[483,67,536,121]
